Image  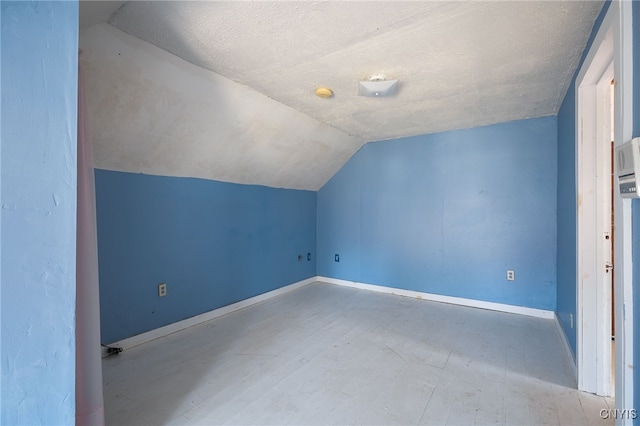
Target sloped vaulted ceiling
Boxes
[79,1,603,191]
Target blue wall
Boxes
[555,1,609,358]
[95,170,317,343]
[318,117,558,310]
[1,2,78,424]
[556,81,578,354]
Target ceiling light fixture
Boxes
[315,87,333,99]
[358,74,398,97]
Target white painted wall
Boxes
[80,24,362,191]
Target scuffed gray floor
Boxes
[103,282,613,425]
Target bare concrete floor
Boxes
[103,281,614,425]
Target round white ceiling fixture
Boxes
[358,74,398,97]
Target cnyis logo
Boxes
[600,408,638,419]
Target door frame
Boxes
[576,42,613,396]
[575,0,633,414]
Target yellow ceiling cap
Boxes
[315,87,333,99]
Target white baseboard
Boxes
[103,276,316,355]
[316,276,556,319]
[104,275,558,357]
[554,313,577,381]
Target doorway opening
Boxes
[575,0,634,416]
[609,77,615,397]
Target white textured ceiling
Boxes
[79,1,603,190]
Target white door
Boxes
[577,59,613,397]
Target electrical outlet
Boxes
[158,283,167,297]
[307,252,311,261]
[335,254,340,262]
[506,270,515,281]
